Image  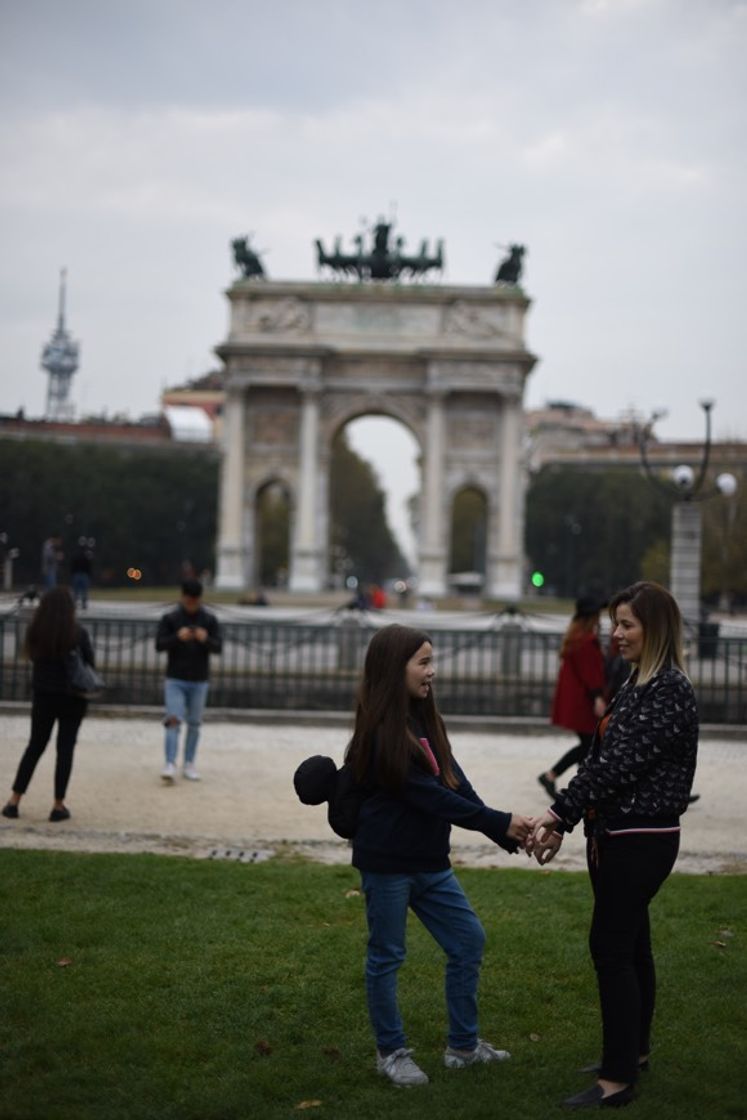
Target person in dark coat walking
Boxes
[2,586,95,822]
[537,597,607,799]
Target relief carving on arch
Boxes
[448,414,498,449]
[249,408,299,446]
[238,298,313,335]
[442,301,511,340]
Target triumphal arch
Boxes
[214,225,536,598]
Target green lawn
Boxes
[1,851,744,1120]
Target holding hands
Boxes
[504,812,563,864]
[526,811,564,865]
[506,813,535,846]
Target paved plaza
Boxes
[0,712,743,874]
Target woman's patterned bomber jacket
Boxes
[549,666,698,835]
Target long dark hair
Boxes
[24,586,78,660]
[345,624,458,792]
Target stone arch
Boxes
[448,482,489,590]
[328,407,422,584]
[214,280,536,599]
[321,392,426,452]
[254,476,292,588]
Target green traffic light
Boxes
[531,571,545,589]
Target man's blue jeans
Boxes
[71,572,90,609]
[163,678,209,766]
[360,868,486,1053]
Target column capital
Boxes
[298,376,322,399]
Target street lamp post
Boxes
[638,400,738,633]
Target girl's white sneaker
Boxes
[444,1039,511,1068]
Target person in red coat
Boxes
[537,597,607,799]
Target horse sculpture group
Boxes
[315,221,444,281]
[232,225,526,287]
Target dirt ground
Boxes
[0,714,744,874]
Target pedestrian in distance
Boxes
[70,537,94,610]
[2,586,95,823]
[344,623,534,1088]
[537,596,607,800]
[40,533,64,589]
[155,578,222,783]
[528,582,699,1110]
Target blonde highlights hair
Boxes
[609,581,686,685]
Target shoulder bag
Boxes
[66,646,106,699]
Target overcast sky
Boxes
[1,0,745,559]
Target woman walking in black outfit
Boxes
[530,582,698,1110]
[2,587,95,823]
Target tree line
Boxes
[525,464,746,607]
[1,439,743,604]
[0,434,406,591]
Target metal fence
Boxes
[1,612,745,723]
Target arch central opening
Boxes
[329,414,420,594]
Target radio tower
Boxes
[41,268,79,421]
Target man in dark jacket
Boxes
[155,578,222,782]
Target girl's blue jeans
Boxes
[163,678,209,765]
[360,868,486,1053]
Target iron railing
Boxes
[1,613,745,723]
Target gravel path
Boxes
[1,714,744,874]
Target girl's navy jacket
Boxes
[352,752,517,874]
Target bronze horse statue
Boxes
[232,235,266,279]
[495,244,526,285]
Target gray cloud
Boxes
[0,0,745,441]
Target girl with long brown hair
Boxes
[2,586,95,822]
[345,624,533,1088]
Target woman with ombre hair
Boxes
[529,582,698,1110]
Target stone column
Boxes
[289,385,323,592]
[488,393,523,600]
[670,500,702,627]
[215,385,248,590]
[419,388,447,596]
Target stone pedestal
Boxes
[670,500,702,626]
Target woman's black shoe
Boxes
[2,803,19,819]
[538,773,557,799]
[49,807,71,822]
[562,1084,634,1109]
